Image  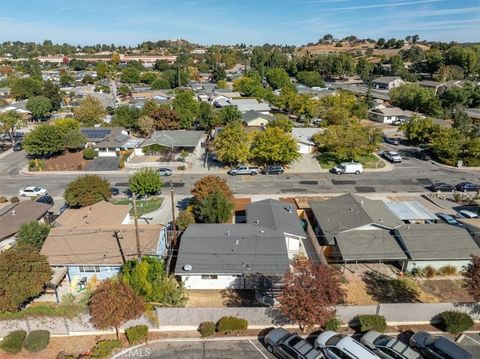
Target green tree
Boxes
[216,80,228,89]
[213,122,250,165]
[445,46,478,76]
[436,65,465,82]
[129,168,163,196]
[0,245,52,312]
[23,124,66,157]
[26,96,53,120]
[120,257,186,307]
[425,49,443,74]
[64,129,86,151]
[16,221,50,249]
[112,105,141,129]
[266,67,290,89]
[212,67,226,82]
[429,127,467,162]
[194,190,233,223]
[172,91,199,128]
[296,71,325,88]
[441,87,469,114]
[218,105,242,125]
[41,80,62,111]
[59,73,74,86]
[463,255,480,301]
[151,77,171,90]
[176,208,195,231]
[267,114,293,132]
[137,115,156,137]
[9,77,42,100]
[356,58,374,83]
[198,102,219,131]
[251,127,300,165]
[389,55,405,76]
[95,62,109,79]
[74,95,107,126]
[140,72,158,85]
[453,111,473,135]
[52,118,81,133]
[399,117,439,145]
[390,84,443,117]
[64,175,112,207]
[121,67,141,84]
[89,279,146,339]
[0,111,25,141]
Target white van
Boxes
[330,162,363,175]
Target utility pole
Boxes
[113,230,126,264]
[132,193,141,259]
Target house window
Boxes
[79,265,101,273]
[201,275,218,280]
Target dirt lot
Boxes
[185,290,259,308]
[44,151,92,171]
[417,279,474,303]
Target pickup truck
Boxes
[228,165,259,176]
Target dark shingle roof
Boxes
[335,230,407,262]
[80,127,130,148]
[140,130,204,148]
[395,224,480,260]
[372,76,402,85]
[174,224,290,275]
[246,199,306,238]
[242,110,275,124]
[0,201,52,240]
[309,194,402,243]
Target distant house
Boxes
[137,130,205,156]
[0,201,52,243]
[465,108,480,122]
[175,199,307,290]
[371,76,405,90]
[130,90,171,101]
[0,87,10,97]
[214,98,271,114]
[368,105,414,124]
[80,127,137,157]
[242,110,275,127]
[419,80,444,94]
[0,100,32,119]
[291,127,323,154]
[41,201,167,281]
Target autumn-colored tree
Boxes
[74,95,107,126]
[0,245,52,312]
[191,175,234,203]
[148,105,180,130]
[89,279,145,338]
[64,175,112,207]
[212,122,250,165]
[463,255,480,302]
[250,127,300,165]
[278,260,344,331]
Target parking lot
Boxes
[458,333,480,357]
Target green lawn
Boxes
[317,152,386,169]
[112,197,164,217]
[0,303,85,320]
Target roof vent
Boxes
[288,205,293,213]
[360,201,364,206]
[259,229,264,234]
[234,239,240,245]
[183,264,192,272]
[226,230,231,236]
[254,220,260,224]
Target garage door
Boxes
[299,144,311,154]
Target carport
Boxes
[45,267,69,303]
[385,201,439,223]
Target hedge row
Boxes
[0,330,49,354]
[198,316,248,337]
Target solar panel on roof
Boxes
[81,129,111,139]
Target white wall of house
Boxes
[246,118,269,127]
[298,143,313,154]
[181,274,249,289]
[96,148,119,157]
[368,112,399,124]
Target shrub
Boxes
[90,340,122,359]
[198,321,216,337]
[324,317,341,331]
[424,266,437,278]
[125,325,148,345]
[10,196,19,203]
[438,265,457,276]
[0,330,27,354]
[356,315,387,333]
[23,330,50,352]
[83,146,95,160]
[216,316,248,333]
[0,196,7,203]
[177,165,186,170]
[439,311,474,334]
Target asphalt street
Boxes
[0,145,479,198]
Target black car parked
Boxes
[263,165,284,175]
[456,182,480,192]
[110,187,120,196]
[13,142,22,151]
[36,195,54,205]
[429,182,455,192]
[414,150,431,161]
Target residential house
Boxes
[242,110,275,127]
[136,130,205,157]
[40,201,167,282]
[291,127,323,154]
[371,76,405,90]
[130,90,172,101]
[0,201,52,243]
[419,80,444,94]
[0,100,32,119]
[214,98,271,114]
[0,87,10,97]
[465,108,480,122]
[80,127,138,157]
[175,199,307,290]
[368,105,414,124]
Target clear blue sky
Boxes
[1,0,479,45]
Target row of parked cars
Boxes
[429,182,480,193]
[265,329,472,359]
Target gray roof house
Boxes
[242,110,275,127]
[0,100,31,115]
[80,127,133,157]
[371,76,405,90]
[419,80,444,94]
[139,130,205,150]
[175,199,307,290]
[291,128,323,154]
[368,105,414,124]
[214,98,271,113]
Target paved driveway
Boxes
[115,339,274,359]
[85,157,119,171]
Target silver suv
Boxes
[228,165,259,176]
[265,328,333,359]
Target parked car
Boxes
[18,186,48,197]
[436,213,461,226]
[383,151,402,163]
[12,142,22,151]
[265,328,332,359]
[110,187,120,196]
[315,331,381,359]
[457,210,479,219]
[35,195,54,205]
[410,331,472,359]
[455,182,480,192]
[157,168,173,176]
[263,165,284,175]
[360,331,422,359]
[414,150,431,161]
[330,162,363,175]
[428,182,455,192]
[228,165,259,176]
[384,137,400,145]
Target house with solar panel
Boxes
[80,127,141,157]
